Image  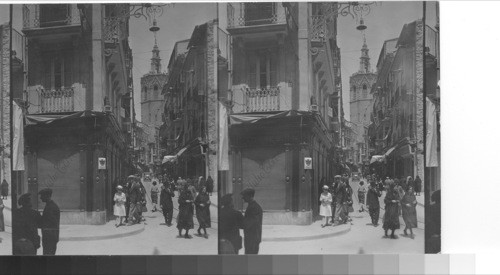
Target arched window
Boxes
[362,84,368,98]
[143,87,148,101]
[352,86,357,100]
[154,85,159,100]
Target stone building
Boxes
[20,4,135,224]
[219,3,343,225]
[140,37,167,170]
[349,36,377,167]
[368,20,424,180]
[161,20,218,183]
[0,23,10,186]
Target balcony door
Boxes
[244,3,275,26]
[41,52,72,90]
[40,4,69,27]
[248,50,277,89]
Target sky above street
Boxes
[337,1,424,120]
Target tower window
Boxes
[362,84,368,99]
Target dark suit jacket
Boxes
[243,200,263,244]
[41,200,60,243]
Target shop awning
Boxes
[162,155,177,164]
[229,110,310,125]
[162,138,202,164]
[370,155,386,164]
[384,144,398,157]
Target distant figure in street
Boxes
[414,176,422,196]
[160,184,175,226]
[150,181,159,212]
[219,194,243,254]
[177,184,194,238]
[241,188,263,254]
[39,188,60,255]
[395,179,405,216]
[1,179,8,199]
[195,186,211,238]
[113,185,126,227]
[0,197,4,232]
[366,181,381,226]
[139,182,147,221]
[177,177,183,192]
[357,181,367,213]
[401,185,418,238]
[13,193,41,255]
[333,175,349,225]
[383,181,400,239]
[188,182,197,201]
[205,176,214,196]
[198,176,206,192]
[406,176,414,194]
[319,185,332,227]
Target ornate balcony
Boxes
[227,3,286,35]
[244,87,280,112]
[26,85,86,114]
[310,15,327,46]
[23,4,81,31]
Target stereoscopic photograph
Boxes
[217,1,440,255]
[9,3,218,255]
[2,1,441,257]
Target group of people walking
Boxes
[319,173,420,240]
[112,173,212,239]
[13,188,60,255]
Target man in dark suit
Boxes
[39,188,60,255]
[241,188,263,254]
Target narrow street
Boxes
[56,177,218,255]
[258,178,424,254]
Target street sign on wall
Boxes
[304,157,312,169]
[98,158,107,170]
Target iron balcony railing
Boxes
[227,3,286,28]
[310,15,327,43]
[23,4,81,29]
[244,86,280,112]
[27,85,86,114]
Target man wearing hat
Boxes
[13,193,41,255]
[241,188,262,254]
[39,188,60,255]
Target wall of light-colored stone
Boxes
[415,19,425,180]
[0,24,11,185]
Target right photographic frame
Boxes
[217,1,440,255]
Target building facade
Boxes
[219,2,343,225]
[0,23,11,186]
[368,20,424,180]
[21,4,135,224]
[161,20,218,183]
[349,37,377,167]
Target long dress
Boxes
[177,190,194,230]
[113,192,126,217]
[401,193,418,228]
[1,180,8,197]
[219,206,243,254]
[194,192,211,228]
[0,198,4,231]
[319,192,332,217]
[383,190,400,230]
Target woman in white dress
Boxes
[114,185,127,227]
[319,185,333,227]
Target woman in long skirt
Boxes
[195,186,211,238]
[0,197,4,232]
[113,186,127,227]
[319,185,332,227]
[177,184,194,238]
[414,176,422,196]
[383,181,400,239]
[401,185,418,238]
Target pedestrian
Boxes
[13,193,41,255]
[150,181,159,212]
[138,182,147,221]
[0,197,4,232]
[332,175,347,225]
[160,184,175,226]
[414,176,422,196]
[188,182,197,202]
[396,179,405,216]
[39,188,60,255]
[219,194,243,254]
[198,176,206,192]
[113,186,126,227]
[383,181,400,239]
[401,185,418,238]
[176,177,183,192]
[127,178,142,225]
[406,176,414,193]
[206,176,214,196]
[366,180,381,226]
[194,186,211,238]
[177,184,194,239]
[1,179,8,199]
[357,181,367,212]
[241,188,262,254]
[319,185,332,227]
